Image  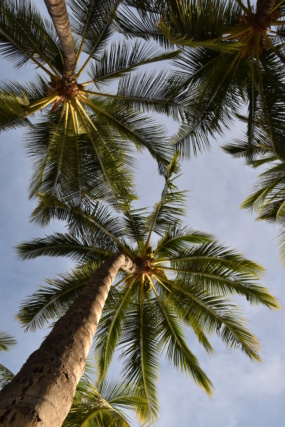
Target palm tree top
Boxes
[16,155,280,421]
[224,0,284,59]
[0,0,179,207]
[117,0,285,158]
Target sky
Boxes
[1,2,285,426]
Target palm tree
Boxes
[0,157,279,425]
[117,0,285,158]
[0,0,180,207]
[0,331,16,391]
[119,0,285,262]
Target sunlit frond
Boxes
[151,284,214,395]
[0,365,14,391]
[162,276,262,360]
[26,113,136,208]
[63,375,147,427]
[95,281,137,379]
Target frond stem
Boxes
[76,0,121,78]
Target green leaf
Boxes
[118,290,160,422]
[151,287,214,395]
[0,0,62,74]
[0,331,16,352]
[0,364,14,390]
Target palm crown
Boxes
[0,0,180,207]
[117,0,285,158]
[17,156,280,421]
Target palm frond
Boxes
[118,289,160,422]
[95,280,137,380]
[89,40,179,86]
[144,155,185,244]
[0,78,47,132]
[97,377,148,415]
[83,97,174,176]
[30,194,125,243]
[16,232,113,263]
[122,207,148,250]
[0,331,16,352]
[116,70,185,119]
[0,0,62,75]
[70,0,120,76]
[155,224,213,258]
[26,114,136,208]
[277,225,285,264]
[151,284,214,395]
[159,277,262,361]
[115,6,169,47]
[158,0,240,49]
[172,49,247,157]
[16,263,98,331]
[0,364,14,391]
[63,375,145,427]
[241,161,285,222]
[166,242,280,309]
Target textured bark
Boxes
[0,254,137,427]
[44,0,76,84]
[256,0,277,17]
[255,0,280,28]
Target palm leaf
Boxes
[88,40,179,86]
[0,78,47,132]
[116,70,186,119]
[118,288,160,421]
[155,224,213,258]
[150,283,214,395]
[16,263,99,331]
[158,0,240,51]
[0,331,16,352]
[0,0,62,75]
[26,114,136,208]
[83,97,174,176]
[63,375,146,427]
[70,0,120,77]
[159,276,262,361]
[115,6,170,47]
[95,279,137,380]
[16,232,113,263]
[144,155,185,244]
[161,242,279,309]
[0,365,14,390]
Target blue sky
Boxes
[1,2,285,426]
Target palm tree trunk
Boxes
[256,0,279,24]
[0,253,137,427]
[44,0,77,86]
